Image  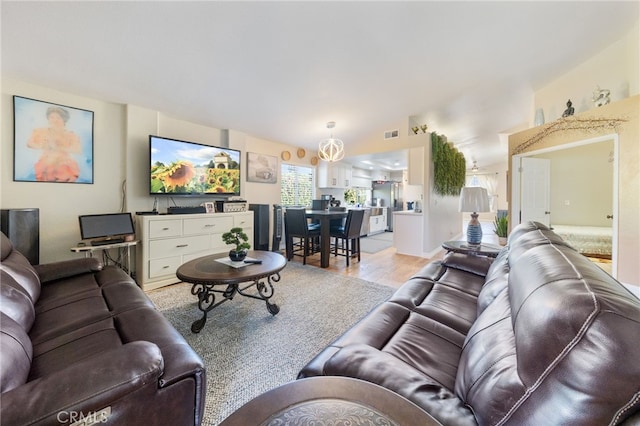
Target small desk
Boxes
[220,376,441,425]
[176,251,286,333]
[70,240,138,275]
[442,240,502,258]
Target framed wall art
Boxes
[247,152,277,183]
[13,96,94,184]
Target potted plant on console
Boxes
[223,227,251,261]
[494,215,508,246]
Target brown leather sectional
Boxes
[299,222,640,425]
[0,232,206,425]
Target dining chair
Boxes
[330,209,365,266]
[284,208,320,265]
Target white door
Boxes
[520,157,550,226]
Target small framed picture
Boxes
[247,152,277,183]
[13,96,94,183]
[203,202,215,213]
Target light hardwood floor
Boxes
[289,245,442,289]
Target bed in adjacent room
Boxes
[551,224,612,259]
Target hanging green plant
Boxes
[431,133,466,196]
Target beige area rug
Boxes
[147,261,394,425]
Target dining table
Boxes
[286,209,348,268]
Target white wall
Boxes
[533,140,614,227]
[533,21,639,122]
[1,79,126,263]
[2,81,309,263]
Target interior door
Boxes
[520,157,550,226]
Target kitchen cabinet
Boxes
[369,209,387,235]
[393,211,423,256]
[318,162,352,188]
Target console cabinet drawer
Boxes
[234,214,252,228]
[184,216,233,236]
[149,235,209,259]
[148,220,182,238]
[148,256,182,279]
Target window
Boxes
[281,164,315,207]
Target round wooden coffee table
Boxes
[176,251,287,333]
[219,376,441,425]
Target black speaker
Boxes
[1,208,40,264]
[249,204,270,251]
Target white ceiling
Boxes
[2,1,638,171]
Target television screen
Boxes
[79,213,135,240]
[149,135,241,195]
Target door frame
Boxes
[511,133,619,277]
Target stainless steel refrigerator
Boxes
[372,181,402,231]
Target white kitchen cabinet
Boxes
[136,211,253,291]
[369,214,387,235]
[317,162,352,188]
[393,211,423,256]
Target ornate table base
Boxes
[190,273,281,333]
[175,251,287,333]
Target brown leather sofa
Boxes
[299,222,640,425]
[0,232,206,425]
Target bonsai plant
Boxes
[222,227,251,261]
[494,215,508,245]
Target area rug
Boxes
[360,231,394,253]
[147,261,394,425]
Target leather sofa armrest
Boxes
[441,252,494,277]
[34,258,103,283]
[325,344,477,426]
[0,341,163,425]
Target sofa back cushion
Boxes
[1,271,35,331]
[0,233,40,303]
[455,223,640,425]
[0,312,33,392]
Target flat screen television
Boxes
[149,135,241,196]
[78,213,135,244]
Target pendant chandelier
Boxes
[318,121,344,162]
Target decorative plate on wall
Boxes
[311,156,318,166]
[297,148,306,158]
[281,151,291,161]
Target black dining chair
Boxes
[284,208,320,265]
[330,209,365,266]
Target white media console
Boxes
[136,211,253,291]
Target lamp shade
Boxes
[459,187,490,213]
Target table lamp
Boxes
[459,187,490,245]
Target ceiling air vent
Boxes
[384,129,399,140]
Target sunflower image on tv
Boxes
[151,155,239,194]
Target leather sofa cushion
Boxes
[0,249,40,303]
[0,313,32,392]
[1,271,35,331]
[325,344,476,426]
[31,267,155,345]
[476,248,510,315]
[456,232,640,425]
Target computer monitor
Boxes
[78,213,134,244]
